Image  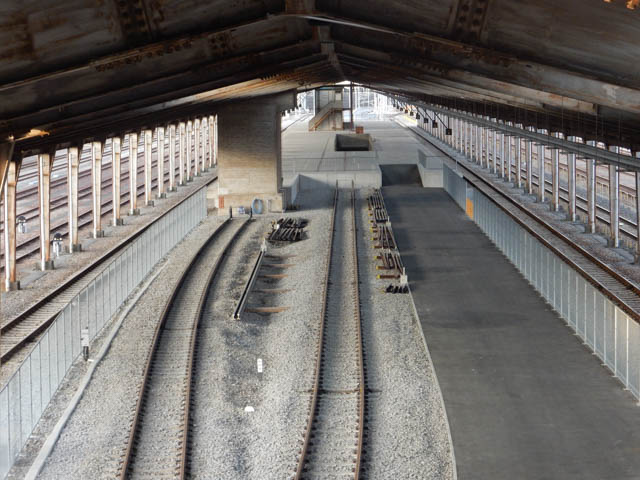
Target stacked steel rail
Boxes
[268,217,306,242]
[118,217,249,479]
[294,186,365,479]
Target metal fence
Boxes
[0,187,207,479]
[442,164,640,401]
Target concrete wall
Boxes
[418,150,444,188]
[298,170,382,190]
[217,91,295,213]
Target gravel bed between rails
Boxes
[357,189,454,479]
[19,214,225,480]
[190,188,332,479]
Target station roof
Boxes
[2,0,640,154]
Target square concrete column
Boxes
[111,137,123,226]
[91,141,104,238]
[551,136,560,212]
[186,120,193,182]
[168,124,177,191]
[636,168,640,260]
[586,141,597,233]
[504,133,511,181]
[567,146,577,222]
[144,129,154,206]
[208,115,215,168]
[3,159,20,291]
[178,122,186,186]
[157,126,166,198]
[217,92,295,213]
[128,133,140,215]
[201,118,207,171]
[609,148,620,248]
[67,145,83,249]
[515,136,522,188]
[483,126,489,169]
[194,118,201,177]
[526,137,533,195]
[38,152,55,270]
[537,142,545,203]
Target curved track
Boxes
[295,187,366,479]
[117,216,249,479]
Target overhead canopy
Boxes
[1,0,639,156]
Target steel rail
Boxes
[118,216,249,479]
[233,242,266,320]
[294,186,338,479]
[294,184,365,479]
[0,176,217,366]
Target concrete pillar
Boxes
[492,129,498,174]
[208,116,214,168]
[483,126,489,169]
[157,126,166,198]
[168,124,177,191]
[178,122,186,186]
[567,148,577,222]
[636,168,640,260]
[537,142,545,203]
[586,140,596,233]
[515,136,522,188]
[504,133,511,181]
[67,146,83,249]
[551,133,560,212]
[194,118,201,177]
[499,132,504,178]
[200,118,207,171]
[213,115,218,166]
[111,138,123,226]
[37,152,55,270]
[91,141,104,238]
[526,139,533,195]
[609,147,620,248]
[128,133,139,215]
[3,159,20,291]
[186,120,193,182]
[217,92,294,213]
[143,129,154,207]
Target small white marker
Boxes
[257,358,263,373]
[244,406,255,413]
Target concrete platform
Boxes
[384,186,640,480]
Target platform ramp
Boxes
[380,164,421,186]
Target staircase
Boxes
[308,101,343,131]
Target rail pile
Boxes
[268,217,306,242]
[366,189,408,293]
[367,189,389,223]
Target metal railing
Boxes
[443,164,640,401]
[0,187,207,479]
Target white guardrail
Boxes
[0,186,207,478]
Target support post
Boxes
[91,141,104,238]
[67,145,83,248]
[3,157,20,291]
[551,133,560,212]
[492,128,497,174]
[483,126,489,169]
[499,132,504,178]
[144,129,154,206]
[208,116,215,168]
[504,133,511,181]
[526,139,533,194]
[194,118,201,177]
[178,122,186,186]
[636,168,640,261]
[38,152,55,270]
[515,136,522,188]
[157,126,166,198]
[169,124,177,191]
[609,147,620,248]
[111,137,123,226]
[567,148,577,222]
[186,121,193,182]
[537,142,545,203]
[129,132,140,215]
[586,143,596,233]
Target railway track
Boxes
[117,216,249,479]
[406,123,640,321]
[294,186,366,479]
[0,175,217,372]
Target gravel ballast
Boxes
[16,185,453,479]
